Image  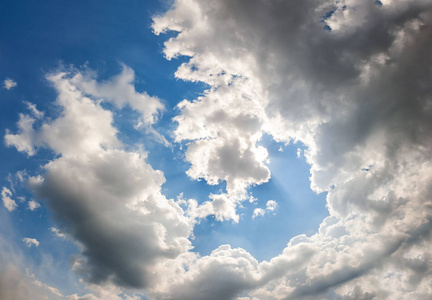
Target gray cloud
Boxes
[152,0,432,298]
[6,67,194,291]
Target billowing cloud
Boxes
[150,0,432,298]
[6,66,194,291]
[5,65,167,157]
[70,65,168,144]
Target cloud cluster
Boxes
[150,0,432,298]
[252,200,278,219]
[6,67,194,293]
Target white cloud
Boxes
[252,208,265,219]
[71,65,168,145]
[22,238,39,248]
[5,65,167,157]
[3,78,17,90]
[171,73,270,222]
[1,187,18,211]
[24,101,44,119]
[252,200,278,219]
[5,114,38,156]
[72,65,164,125]
[266,200,277,211]
[27,200,41,211]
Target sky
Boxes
[1,0,432,299]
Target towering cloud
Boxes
[151,0,432,298]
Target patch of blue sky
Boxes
[191,135,328,262]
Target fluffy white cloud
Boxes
[27,200,41,211]
[5,65,167,157]
[149,245,260,300]
[1,187,18,211]
[251,208,265,219]
[70,65,168,144]
[252,200,278,219]
[3,78,17,90]
[22,238,39,248]
[266,200,277,212]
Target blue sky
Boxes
[1,1,432,299]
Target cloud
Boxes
[22,238,39,248]
[265,200,277,212]
[71,65,168,145]
[50,227,67,239]
[1,187,18,211]
[252,200,278,219]
[150,245,260,300]
[5,66,194,290]
[5,65,167,157]
[72,65,164,126]
[0,264,62,300]
[151,0,432,298]
[251,208,265,219]
[24,101,44,119]
[3,78,17,90]
[27,200,41,211]
[5,1,432,299]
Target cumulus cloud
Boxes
[1,187,18,211]
[6,66,194,291]
[72,65,164,126]
[3,78,17,90]
[5,65,167,157]
[22,238,39,248]
[151,0,432,298]
[27,200,41,211]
